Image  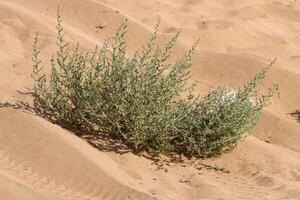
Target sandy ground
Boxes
[0,0,300,199]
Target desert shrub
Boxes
[291,110,300,122]
[32,10,278,158]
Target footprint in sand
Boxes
[197,20,232,30]
[162,26,181,34]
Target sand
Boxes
[0,0,299,199]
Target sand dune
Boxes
[0,0,299,199]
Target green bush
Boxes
[32,10,278,158]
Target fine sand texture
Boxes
[0,0,300,199]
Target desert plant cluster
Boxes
[32,10,278,158]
